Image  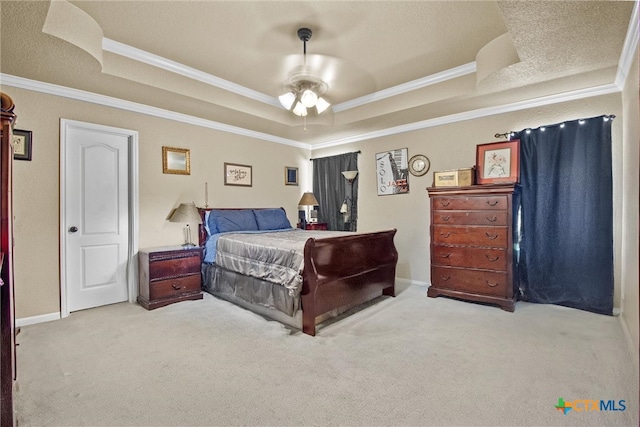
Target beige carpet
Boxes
[14,284,639,426]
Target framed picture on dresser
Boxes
[476,140,520,184]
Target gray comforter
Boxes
[215,229,351,296]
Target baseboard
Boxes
[396,277,428,287]
[618,314,640,377]
[16,312,61,327]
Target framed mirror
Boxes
[162,146,190,175]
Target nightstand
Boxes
[305,222,328,230]
[138,246,203,310]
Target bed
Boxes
[198,207,398,336]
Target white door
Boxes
[62,121,132,312]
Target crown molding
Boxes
[102,38,282,108]
[104,37,479,114]
[312,83,621,149]
[615,0,639,88]
[0,73,621,150]
[332,62,477,113]
[0,74,309,149]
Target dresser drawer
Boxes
[149,274,201,300]
[432,225,508,247]
[431,195,507,211]
[433,210,508,226]
[431,266,508,297]
[432,246,507,271]
[148,255,201,281]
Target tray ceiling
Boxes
[0,1,636,148]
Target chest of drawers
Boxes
[427,184,519,311]
[138,246,203,310]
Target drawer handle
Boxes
[440,232,451,238]
[485,280,499,287]
[486,216,497,222]
[485,232,499,240]
[485,254,500,262]
[440,201,450,207]
[171,284,182,290]
[441,275,451,281]
[441,253,451,259]
[441,215,451,221]
[486,200,499,206]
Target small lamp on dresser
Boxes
[169,202,202,247]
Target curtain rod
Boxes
[310,150,361,161]
[494,115,616,140]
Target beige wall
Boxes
[312,94,626,301]
[7,87,310,319]
[7,84,637,342]
[620,46,639,368]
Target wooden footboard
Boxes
[301,229,398,336]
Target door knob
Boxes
[69,226,78,233]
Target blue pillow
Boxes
[207,209,259,234]
[253,208,292,230]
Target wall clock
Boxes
[408,154,430,177]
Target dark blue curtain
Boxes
[312,152,358,231]
[515,116,614,315]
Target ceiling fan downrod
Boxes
[297,28,312,57]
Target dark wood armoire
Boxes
[0,92,16,426]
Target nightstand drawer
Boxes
[149,274,201,300]
[138,246,203,310]
[148,255,201,281]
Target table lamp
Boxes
[298,192,319,228]
[169,202,202,247]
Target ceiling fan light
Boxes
[300,89,318,108]
[279,92,296,110]
[292,102,307,117]
[315,97,331,114]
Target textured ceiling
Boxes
[0,1,636,147]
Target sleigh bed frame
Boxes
[198,208,398,336]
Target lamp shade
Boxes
[278,92,296,110]
[298,192,319,206]
[169,202,202,224]
[341,170,358,181]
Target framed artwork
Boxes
[476,140,520,184]
[375,148,409,195]
[162,146,190,175]
[13,129,32,161]
[285,166,298,185]
[224,162,252,186]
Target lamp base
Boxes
[182,242,197,248]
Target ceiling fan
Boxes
[278,28,331,118]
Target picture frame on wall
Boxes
[224,162,252,187]
[162,146,190,175]
[375,148,409,195]
[285,166,298,185]
[476,140,520,184]
[13,129,32,161]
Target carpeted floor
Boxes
[14,284,639,426]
